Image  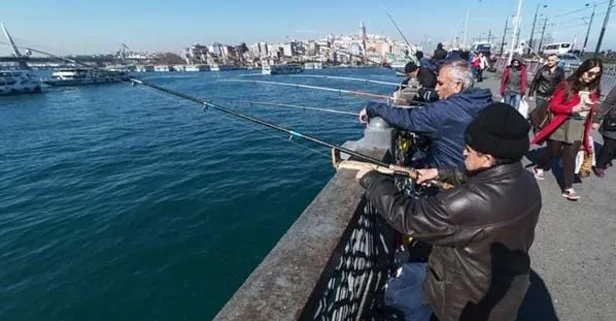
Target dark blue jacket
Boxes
[366,88,493,168]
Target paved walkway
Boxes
[476,74,616,321]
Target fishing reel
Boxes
[393,171,441,199]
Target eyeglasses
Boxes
[585,70,601,78]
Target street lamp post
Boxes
[583,2,597,54]
[528,3,548,53]
[594,0,614,56]
[463,0,484,49]
[538,17,548,55]
[508,0,524,64]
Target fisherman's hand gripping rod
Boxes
[0,41,452,190]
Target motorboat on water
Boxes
[0,69,42,96]
[135,65,154,72]
[262,63,303,75]
[154,65,173,72]
[44,68,129,87]
[184,65,209,72]
[210,63,239,71]
[303,62,323,70]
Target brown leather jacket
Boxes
[360,162,541,321]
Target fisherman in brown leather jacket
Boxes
[356,102,542,321]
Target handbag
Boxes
[529,99,552,131]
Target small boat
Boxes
[0,69,42,96]
[44,68,128,87]
[136,65,154,72]
[210,63,239,71]
[184,65,209,72]
[154,65,173,72]
[262,63,303,75]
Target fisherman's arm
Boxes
[417,87,439,102]
[358,171,456,242]
[363,101,442,135]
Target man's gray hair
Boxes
[441,60,475,90]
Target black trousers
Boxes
[537,139,581,189]
[596,136,616,168]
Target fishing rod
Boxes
[219,78,429,106]
[208,98,357,116]
[379,0,419,66]
[288,74,400,87]
[217,78,393,101]
[0,41,403,171]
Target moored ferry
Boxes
[262,63,303,75]
[0,69,42,96]
[210,63,239,71]
[44,68,128,87]
[184,65,209,72]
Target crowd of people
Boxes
[354,44,615,321]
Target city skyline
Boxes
[1,0,615,56]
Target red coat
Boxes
[531,84,600,153]
[500,65,528,96]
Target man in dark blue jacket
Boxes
[359,60,493,168]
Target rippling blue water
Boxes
[0,68,408,320]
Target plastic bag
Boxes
[518,99,529,118]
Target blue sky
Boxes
[1,0,614,55]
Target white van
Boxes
[542,42,573,55]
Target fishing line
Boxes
[138,84,333,159]
[0,40,390,167]
[288,74,400,87]
[378,0,419,65]
[217,78,393,101]
[207,98,357,116]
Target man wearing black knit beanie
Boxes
[356,102,542,321]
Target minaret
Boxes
[359,21,367,63]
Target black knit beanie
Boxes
[464,102,530,161]
[404,61,419,74]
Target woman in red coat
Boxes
[532,58,603,200]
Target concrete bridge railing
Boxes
[213,119,400,321]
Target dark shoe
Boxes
[593,166,606,177]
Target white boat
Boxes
[305,62,323,70]
[154,65,173,72]
[0,23,42,96]
[44,68,128,87]
[135,65,154,72]
[210,63,239,71]
[105,65,135,73]
[262,63,303,75]
[0,69,42,96]
[184,65,208,72]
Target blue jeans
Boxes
[385,262,434,321]
[504,93,521,110]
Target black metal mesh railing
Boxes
[299,201,396,321]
